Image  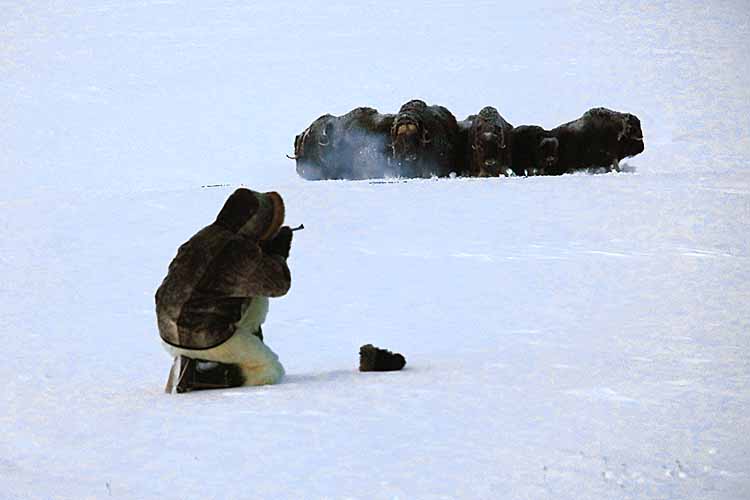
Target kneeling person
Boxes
[156,188,293,392]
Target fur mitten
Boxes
[359,344,406,372]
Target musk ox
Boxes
[390,99,460,178]
[463,106,513,177]
[289,113,338,180]
[510,125,560,176]
[550,107,644,174]
[335,107,395,180]
[289,107,395,180]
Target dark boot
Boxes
[165,356,245,393]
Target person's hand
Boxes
[262,226,293,258]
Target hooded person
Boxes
[155,188,293,393]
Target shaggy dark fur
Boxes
[390,99,460,178]
[291,114,337,180]
[359,344,406,372]
[290,108,395,180]
[549,107,645,174]
[456,116,472,174]
[510,125,559,176]
[464,106,513,177]
[336,107,396,180]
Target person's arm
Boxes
[197,232,292,298]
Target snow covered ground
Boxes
[2,1,749,499]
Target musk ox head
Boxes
[469,107,512,177]
[533,137,559,175]
[289,115,336,180]
[391,121,430,163]
[474,130,509,177]
[618,113,644,158]
[471,122,509,177]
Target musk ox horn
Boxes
[396,123,418,136]
[286,154,298,160]
[318,129,330,146]
[617,117,630,142]
[421,128,431,144]
[297,128,311,156]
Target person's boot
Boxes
[165,356,245,393]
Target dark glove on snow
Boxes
[359,344,406,372]
[262,226,293,259]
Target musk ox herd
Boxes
[288,100,644,180]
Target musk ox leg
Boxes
[525,167,544,176]
[397,162,419,179]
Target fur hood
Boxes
[215,188,285,240]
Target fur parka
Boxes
[155,188,291,351]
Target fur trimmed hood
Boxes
[215,188,285,241]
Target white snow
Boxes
[2,1,749,499]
